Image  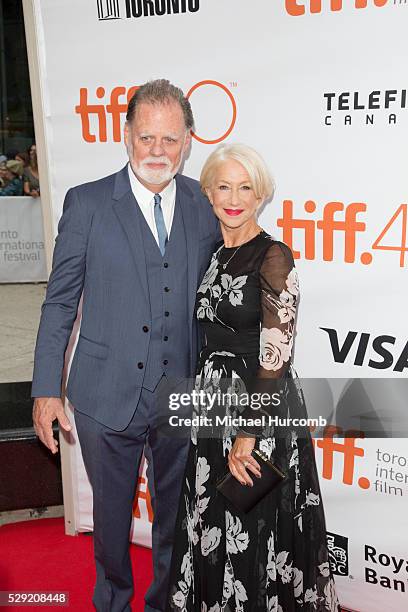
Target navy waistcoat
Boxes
[136,196,189,391]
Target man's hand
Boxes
[33,397,72,454]
[228,434,261,487]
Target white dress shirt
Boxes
[128,163,176,245]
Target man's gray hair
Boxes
[126,79,194,131]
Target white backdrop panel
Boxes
[0,197,47,283]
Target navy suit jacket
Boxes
[32,165,220,429]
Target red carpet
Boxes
[0,517,152,610]
[0,517,351,611]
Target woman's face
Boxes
[206,159,262,231]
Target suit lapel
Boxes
[112,166,150,306]
[176,174,199,326]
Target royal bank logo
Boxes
[97,0,200,20]
[327,532,349,576]
[97,0,121,20]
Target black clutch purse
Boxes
[215,448,286,514]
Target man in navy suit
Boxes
[32,79,219,612]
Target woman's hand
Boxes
[228,434,261,486]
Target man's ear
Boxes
[184,130,192,152]
[124,121,130,147]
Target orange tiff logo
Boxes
[285,0,388,15]
[311,425,370,489]
[277,200,408,267]
[75,80,237,145]
[133,474,153,523]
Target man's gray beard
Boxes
[126,140,185,186]
[136,163,174,186]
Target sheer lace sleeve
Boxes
[240,241,299,435]
[257,241,298,378]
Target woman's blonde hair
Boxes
[200,143,275,202]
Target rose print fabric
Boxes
[167,232,340,611]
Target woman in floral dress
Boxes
[167,144,340,612]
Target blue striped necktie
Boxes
[153,193,168,256]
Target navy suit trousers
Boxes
[74,377,190,612]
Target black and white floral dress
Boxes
[167,231,340,612]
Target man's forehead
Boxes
[133,100,185,124]
[136,99,183,116]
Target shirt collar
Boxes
[127,163,176,207]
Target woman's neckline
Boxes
[221,229,265,250]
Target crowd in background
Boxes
[0,144,40,197]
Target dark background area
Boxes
[0,0,34,156]
[0,1,61,513]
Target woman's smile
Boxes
[224,208,244,216]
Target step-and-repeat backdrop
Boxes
[31,1,407,610]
